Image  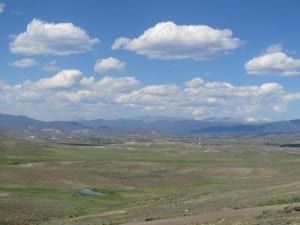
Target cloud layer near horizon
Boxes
[1,70,299,120]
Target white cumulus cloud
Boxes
[10,58,38,68]
[245,44,300,76]
[94,57,126,73]
[185,77,205,88]
[10,18,99,56]
[34,69,83,89]
[112,21,241,60]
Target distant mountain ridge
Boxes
[79,117,243,134]
[0,113,84,130]
[1,113,300,136]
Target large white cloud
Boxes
[10,58,38,68]
[1,70,300,120]
[94,57,126,73]
[112,21,241,60]
[245,44,300,76]
[0,3,5,13]
[10,18,99,55]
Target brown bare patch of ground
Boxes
[0,192,10,197]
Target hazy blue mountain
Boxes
[2,113,300,136]
[0,113,84,130]
[78,116,300,135]
[0,113,162,137]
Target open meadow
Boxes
[1,135,300,225]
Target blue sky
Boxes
[1,0,300,121]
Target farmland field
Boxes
[1,135,300,225]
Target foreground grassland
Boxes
[0,136,300,224]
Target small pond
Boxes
[76,188,107,196]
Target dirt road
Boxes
[123,203,300,225]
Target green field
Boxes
[1,136,300,225]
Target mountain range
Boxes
[1,113,300,136]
